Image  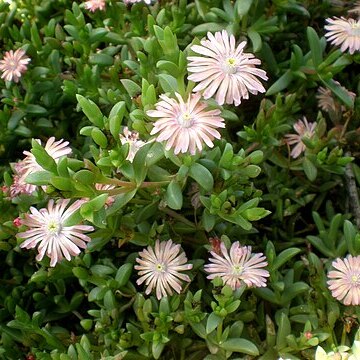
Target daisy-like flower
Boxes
[204,241,269,290]
[119,127,146,162]
[325,17,360,54]
[317,87,338,114]
[187,30,268,106]
[327,255,360,305]
[84,0,106,12]
[316,85,356,118]
[147,92,225,155]
[0,49,30,83]
[135,239,193,300]
[17,199,94,267]
[10,137,71,197]
[284,117,316,159]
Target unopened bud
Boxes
[13,217,22,227]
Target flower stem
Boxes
[344,152,360,228]
[341,324,347,346]
[160,207,196,228]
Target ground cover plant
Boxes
[0,0,360,359]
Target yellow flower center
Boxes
[47,220,61,235]
[350,23,360,36]
[156,263,166,272]
[232,265,243,275]
[351,274,360,285]
[177,112,193,128]
[223,57,238,74]
[8,60,17,69]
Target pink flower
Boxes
[10,174,37,198]
[84,0,106,12]
[147,92,225,155]
[119,127,146,162]
[284,117,316,158]
[10,137,71,197]
[17,199,94,267]
[327,255,360,305]
[316,85,356,115]
[325,17,360,54]
[21,137,72,176]
[0,49,30,83]
[135,239,193,300]
[204,241,269,289]
[187,30,268,106]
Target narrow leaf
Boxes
[307,27,323,67]
[221,338,259,356]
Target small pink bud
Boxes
[13,217,22,227]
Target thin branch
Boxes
[160,207,197,228]
[344,152,360,228]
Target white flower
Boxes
[84,0,106,12]
[147,92,225,155]
[204,241,269,289]
[17,199,94,267]
[187,30,268,106]
[325,17,360,54]
[0,49,30,82]
[135,239,193,300]
[327,255,360,306]
[284,117,316,158]
[10,137,71,197]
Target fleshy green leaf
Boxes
[307,27,323,67]
[303,157,317,181]
[76,95,104,128]
[266,70,293,96]
[115,263,133,287]
[206,313,222,334]
[165,180,183,210]
[121,79,141,97]
[272,248,301,270]
[221,338,259,355]
[189,163,214,191]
